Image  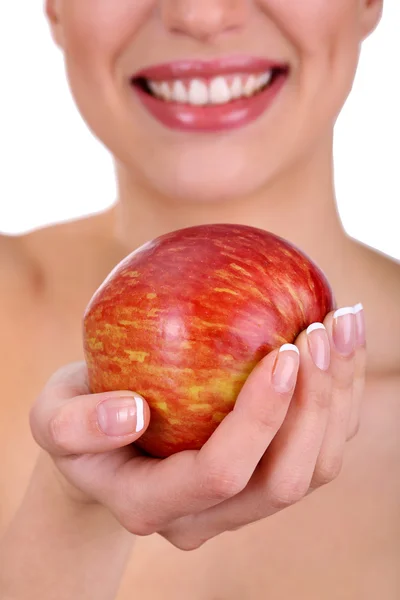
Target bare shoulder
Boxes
[350,239,400,375]
[0,210,121,309]
[0,233,28,273]
[0,217,84,305]
[0,233,43,301]
[362,242,400,287]
[21,210,115,272]
[355,240,400,309]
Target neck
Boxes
[111,136,352,293]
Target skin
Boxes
[1,0,400,598]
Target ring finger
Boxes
[310,306,358,488]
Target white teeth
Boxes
[146,70,274,106]
[148,81,161,97]
[159,81,172,101]
[230,75,243,99]
[172,80,188,103]
[188,79,209,106]
[243,74,258,97]
[259,71,272,87]
[209,76,232,104]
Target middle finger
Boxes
[311,306,357,487]
[161,317,335,547]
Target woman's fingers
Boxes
[310,307,357,487]
[195,343,300,496]
[29,305,366,546]
[160,320,333,548]
[257,320,333,504]
[30,348,299,536]
[94,345,299,534]
[347,304,367,439]
[160,305,367,550]
[30,361,150,455]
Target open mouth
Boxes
[130,58,289,132]
[132,67,287,107]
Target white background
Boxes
[0,2,399,260]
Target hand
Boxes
[29,304,366,551]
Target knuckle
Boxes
[118,487,164,536]
[256,398,286,430]
[201,466,247,500]
[332,364,354,391]
[118,498,161,537]
[46,361,89,394]
[133,521,158,537]
[166,533,207,552]
[304,388,331,411]
[270,476,309,509]
[48,411,73,454]
[313,455,343,487]
[122,513,159,537]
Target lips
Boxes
[130,56,289,133]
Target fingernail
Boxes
[332,307,356,356]
[306,323,330,371]
[272,344,300,393]
[97,394,145,436]
[353,303,366,347]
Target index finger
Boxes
[106,344,299,533]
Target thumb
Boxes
[30,361,150,456]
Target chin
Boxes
[129,140,283,205]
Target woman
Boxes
[1,1,399,598]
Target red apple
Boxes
[83,224,335,458]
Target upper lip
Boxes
[132,55,289,81]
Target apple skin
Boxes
[83,224,335,458]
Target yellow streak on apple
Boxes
[188,403,211,412]
[86,338,104,351]
[124,350,149,363]
[214,288,239,296]
[229,263,252,277]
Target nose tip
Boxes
[161,0,247,41]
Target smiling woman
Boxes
[42,0,376,205]
[0,2,399,600]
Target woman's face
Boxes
[47,0,382,203]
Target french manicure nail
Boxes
[97,395,145,436]
[272,344,300,394]
[332,307,356,356]
[307,322,330,371]
[353,303,366,347]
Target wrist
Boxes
[35,449,109,511]
[29,452,125,537]
[1,452,134,600]
[37,451,101,507]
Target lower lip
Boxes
[132,73,287,133]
